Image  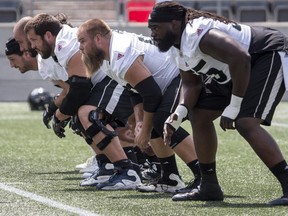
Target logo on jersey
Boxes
[117,53,124,60]
[197,28,203,36]
[58,44,62,52]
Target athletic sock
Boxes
[133,146,146,166]
[187,159,201,179]
[158,154,179,180]
[199,162,219,185]
[123,146,141,177]
[270,160,288,195]
[95,154,111,167]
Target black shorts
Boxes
[195,51,285,126]
[85,76,133,126]
[157,75,181,113]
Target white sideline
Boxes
[0,183,99,216]
[272,122,288,128]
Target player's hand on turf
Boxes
[52,115,70,138]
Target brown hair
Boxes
[79,18,111,39]
[24,13,62,37]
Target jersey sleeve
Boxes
[181,17,214,58]
[54,25,79,68]
[110,32,145,81]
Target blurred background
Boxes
[1,0,288,101]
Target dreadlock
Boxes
[150,1,236,25]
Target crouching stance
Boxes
[76,104,141,190]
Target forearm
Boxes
[179,71,202,110]
[229,57,251,97]
[141,111,154,135]
[133,102,144,123]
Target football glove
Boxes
[43,102,58,129]
[52,115,70,138]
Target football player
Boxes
[77,18,201,192]
[148,1,288,205]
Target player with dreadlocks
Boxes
[148,1,288,205]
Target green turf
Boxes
[0,102,288,216]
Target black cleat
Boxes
[176,176,201,194]
[172,183,224,202]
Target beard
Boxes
[39,39,52,59]
[81,45,105,75]
[29,48,38,58]
[156,31,177,52]
[19,59,30,74]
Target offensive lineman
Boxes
[77,18,201,192]
[148,1,288,205]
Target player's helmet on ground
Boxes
[27,87,54,111]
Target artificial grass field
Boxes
[0,102,288,216]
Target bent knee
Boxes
[78,105,97,128]
[235,117,260,137]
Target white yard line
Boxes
[0,183,99,216]
[272,122,288,128]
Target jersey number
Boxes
[192,59,228,82]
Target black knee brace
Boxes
[70,115,93,144]
[85,109,118,150]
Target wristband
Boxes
[174,104,188,120]
[222,94,243,120]
[165,104,188,131]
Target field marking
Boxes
[272,122,288,128]
[0,183,99,216]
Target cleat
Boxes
[75,155,96,171]
[96,167,141,190]
[141,162,161,184]
[136,173,185,193]
[176,176,201,194]
[78,156,99,174]
[172,183,224,201]
[268,194,288,206]
[82,172,93,179]
[80,163,114,186]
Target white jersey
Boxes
[54,24,106,85]
[37,55,68,81]
[101,31,179,94]
[54,24,80,69]
[169,17,251,84]
[91,68,106,86]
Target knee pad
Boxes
[151,128,160,139]
[85,109,117,150]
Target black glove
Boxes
[52,115,70,138]
[43,102,58,129]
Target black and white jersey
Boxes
[169,17,251,84]
[101,30,180,94]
